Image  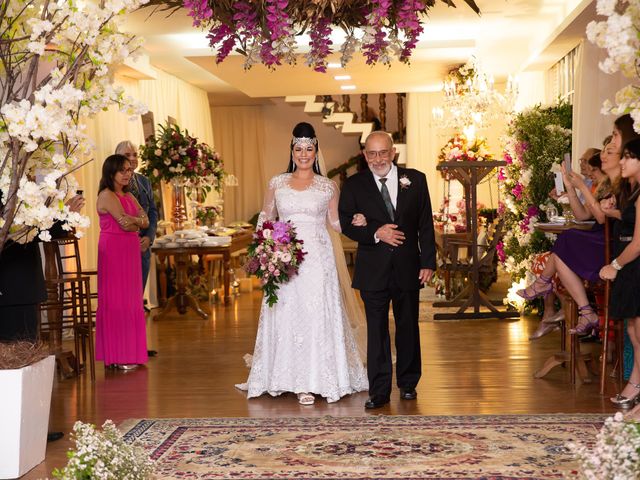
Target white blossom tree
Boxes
[0,0,149,251]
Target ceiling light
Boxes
[334,75,351,81]
[340,85,356,90]
[327,63,342,69]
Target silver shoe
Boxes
[611,382,640,407]
[542,310,565,324]
[529,322,559,341]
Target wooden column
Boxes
[397,93,405,143]
[360,94,368,122]
[379,93,386,131]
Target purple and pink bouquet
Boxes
[244,220,306,307]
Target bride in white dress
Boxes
[237,122,368,405]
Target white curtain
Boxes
[75,67,215,305]
[210,105,267,223]
[573,39,630,160]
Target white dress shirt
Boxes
[372,164,398,208]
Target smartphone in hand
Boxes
[563,153,572,173]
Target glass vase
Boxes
[171,177,188,231]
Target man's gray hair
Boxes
[115,140,136,155]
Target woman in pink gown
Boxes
[95,154,149,370]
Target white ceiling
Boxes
[122,0,595,104]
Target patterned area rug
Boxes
[121,414,604,479]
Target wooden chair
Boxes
[599,218,625,394]
[39,239,95,380]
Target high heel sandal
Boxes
[611,382,640,408]
[569,305,599,336]
[297,393,315,405]
[516,275,553,300]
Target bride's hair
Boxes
[287,122,322,175]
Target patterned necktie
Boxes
[379,177,395,220]
[129,174,139,199]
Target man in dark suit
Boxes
[115,141,158,356]
[339,131,436,409]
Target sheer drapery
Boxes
[572,40,630,162]
[210,105,266,224]
[75,68,215,305]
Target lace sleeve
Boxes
[327,179,341,233]
[257,176,278,229]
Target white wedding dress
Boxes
[237,173,368,403]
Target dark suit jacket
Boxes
[0,222,66,307]
[132,173,158,244]
[339,166,436,291]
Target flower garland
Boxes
[139,123,225,194]
[149,0,480,71]
[586,0,640,131]
[0,0,149,250]
[497,102,572,309]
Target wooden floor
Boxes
[24,283,620,479]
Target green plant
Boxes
[497,101,572,308]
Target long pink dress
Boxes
[95,193,148,366]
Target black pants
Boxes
[360,283,421,400]
[0,304,38,342]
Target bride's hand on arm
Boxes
[351,213,367,226]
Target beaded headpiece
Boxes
[292,136,317,147]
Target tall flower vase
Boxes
[171,177,188,231]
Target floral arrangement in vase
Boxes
[244,220,306,306]
[52,420,154,479]
[146,0,479,71]
[194,205,222,227]
[438,134,492,163]
[586,0,640,132]
[139,122,225,194]
[0,0,148,251]
[497,102,572,309]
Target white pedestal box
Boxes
[0,355,55,479]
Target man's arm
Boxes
[338,181,377,245]
[139,175,158,244]
[417,172,436,270]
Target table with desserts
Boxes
[152,223,254,318]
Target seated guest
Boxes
[599,138,640,409]
[519,114,637,336]
[95,154,149,370]
[586,150,605,194]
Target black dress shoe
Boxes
[147,350,158,357]
[400,388,417,400]
[365,397,389,409]
[47,431,64,442]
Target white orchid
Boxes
[588,0,640,133]
[0,0,150,248]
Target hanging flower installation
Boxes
[586,0,640,131]
[150,0,480,71]
[497,102,572,309]
[0,0,149,252]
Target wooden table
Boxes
[434,229,469,299]
[153,230,253,318]
[532,221,597,384]
[434,160,518,320]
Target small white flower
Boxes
[399,175,411,190]
[38,230,52,242]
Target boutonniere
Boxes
[399,175,411,190]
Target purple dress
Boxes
[552,223,605,283]
[95,194,148,366]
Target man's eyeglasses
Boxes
[365,150,390,159]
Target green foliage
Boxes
[499,101,572,293]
